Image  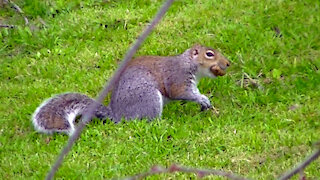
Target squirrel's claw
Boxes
[199,94,212,111]
[200,104,212,111]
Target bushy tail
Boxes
[32,93,112,136]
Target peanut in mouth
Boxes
[210,65,226,76]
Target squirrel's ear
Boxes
[192,49,199,58]
[191,44,201,59]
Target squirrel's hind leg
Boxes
[112,88,163,122]
[110,68,163,122]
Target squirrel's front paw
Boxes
[199,95,212,111]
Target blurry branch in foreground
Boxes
[120,141,320,180]
[121,164,249,180]
[45,0,174,180]
[278,141,320,180]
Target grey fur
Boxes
[32,46,229,135]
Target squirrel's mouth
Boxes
[210,65,226,76]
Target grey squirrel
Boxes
[32,44,230,135]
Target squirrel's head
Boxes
[190,44,230,78]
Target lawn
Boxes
[0,0,319,179]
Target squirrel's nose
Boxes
[218,62,227,70]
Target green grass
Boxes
[0,0,319,179]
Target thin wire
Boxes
[45,0,174,179]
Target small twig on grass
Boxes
[4,0,29,25]
[120,164,250,180]
[0,24,15,28]
[278,142,320,180]
[38,17,47,27]
[243,72,262,89]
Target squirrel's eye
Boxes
[205,51,214,58]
